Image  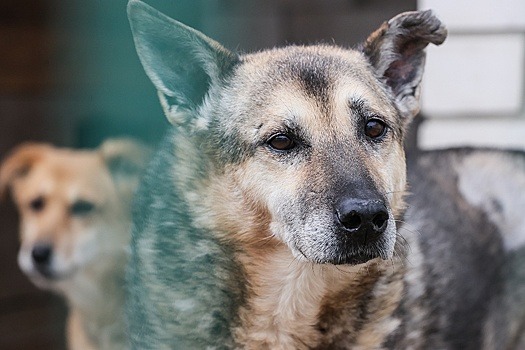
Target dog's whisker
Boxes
[384,188,407,195]
[334,264,349,275]
[388,257,397,273]
[257,234,277,249]
[395,232,411,248]
[395,219,423,237]
[391,248,406,269]
[352,265,369,282]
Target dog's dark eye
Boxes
[365,119,388,139]
[71,200,95,216]
[267,134,295,151]
[29,196,45,212]
[268,134,295,151]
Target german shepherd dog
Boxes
[126,1,525,348]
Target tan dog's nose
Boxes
[31,243,52,267]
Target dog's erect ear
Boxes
[127,0,239,125]
[0,143,51,200]
[361,10,447,121]
[99,138,151,198]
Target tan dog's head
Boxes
[0,139,149,290]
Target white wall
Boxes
[418,0,525,150]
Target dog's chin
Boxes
[23,265,77,289]
[293,235,394,266]
[323,252,384,265]
[302,248,386,266]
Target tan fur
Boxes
[0,139,149,349]
[202,145,406,348]
[206,165,326,348]
[234,246,388,349]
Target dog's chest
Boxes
[235,250,404,349]
[315,265,404,349]
[234,251,329,348]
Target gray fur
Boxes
[127,132,245,348]
[393,149,520,349]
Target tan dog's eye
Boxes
[29,196,45,212]
[365,119,388,140]
[268,134,295,151]
[71,200,95,216]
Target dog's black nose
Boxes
[32,244,52,266]
[336,199,389,239]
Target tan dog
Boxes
[0,139,150,350]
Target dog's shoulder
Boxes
[127,130,244,348]
[410,147,525,251]
[399,148,525,348]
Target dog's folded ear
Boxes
[99,139,151,193]
[127,0,239,126]
[0,143,51,200]
[99,138,151,178]
[361,10,447,121]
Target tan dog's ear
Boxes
[0,143,51,200]
[360,10,447,123]
[99,138,151,197]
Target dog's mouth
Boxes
[33,265,74,281]
[26,265,76,283]
[313,240,391,265]
[293,218,397,266]
[19,250,77,284]
[325,244,390,265]
[18,241,88,284]
[34,264,56,279]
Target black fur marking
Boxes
[274,52,333,107]
[297,65,330,104]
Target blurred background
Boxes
[0,0,523,348]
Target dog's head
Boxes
[0,139,149,289]
[128,1,446,265]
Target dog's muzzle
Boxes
[31,243,55,278]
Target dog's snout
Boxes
[31,244,53,266]
[336,199,389,238]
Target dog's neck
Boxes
[58,253,127,348]
[234,244,396,349]
[65,256,125,314]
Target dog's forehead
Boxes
[240,45,375,87]
[228,45,396,134]
[15,152,113,203]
